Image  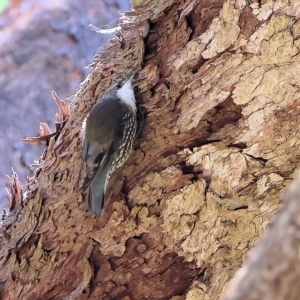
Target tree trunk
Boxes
[222,174,300,300]
[1,0,300,299]
[0,0,129,210]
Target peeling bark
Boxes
[1,0,300,299]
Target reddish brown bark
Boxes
[1,0,300,299]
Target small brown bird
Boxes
[81,72,138,215]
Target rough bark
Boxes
[222,174,300,300]
[1,0,300,299]
[0,0,129,209]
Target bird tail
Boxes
[88,161,112,216]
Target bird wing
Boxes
[80,98,128,193]
[81,134,113,192]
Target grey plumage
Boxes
[81,73,137,215]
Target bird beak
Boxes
[113,70,138,86]
[127,70,138,82]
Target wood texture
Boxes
[223,175,300,300]
[1,0,300,299]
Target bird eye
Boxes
[116,82,122,89]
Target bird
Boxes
[81,71,138,215]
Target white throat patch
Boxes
[116,79,136,112]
